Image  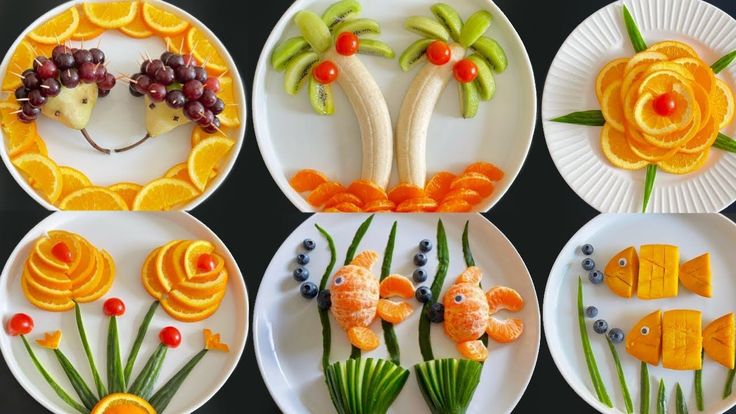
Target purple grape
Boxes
[194,66,208,83]
[97,73,116,91]
[210,98,225,115]
[140,59,152,74]
[60,68,80,88]
[203,116,221,134]
[89,48,105,64]
[18,111,34,123]
[14,87,29,100]
[32,56,48,71]
[54,53,75,70]
[154,66,175,86]
[52,45,72,60]
[165,54,185,69]
[165,89,186,109]
[197,109,214,127]
[184,100,205,121]
[40,78,60,97]
[36,60,58,80]
[145,60,164,77]
[22,71,40,89]
[28,89,46,107]
[78,62,97,83]
[148,83,167,102]
[129,83,144,97]
[160,51,173,63]
[183,80,203,100]
[95,64,107,82]
[134,74,152,95]
[73,49,93,65]
[21,102,40,118]
[175,65,196,83]
[97,88,110,97]
[199,89,217,108]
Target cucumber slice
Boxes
[333,18,381,37]
[399,38,434,72]
[405,16,450,41]
[325,358,409,414]
[308,77,335,115]
[459,10,492,48]
[472,37,508,73]
[431,3,463,42]
[466,54,495,101]
[284,51,319,95]
[271,37,310,71]
[322,0,362,30]
[459,81,480,119]
[415,358,482,413]
[358,39,395,59]
[294,11,332,53]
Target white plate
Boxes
[253,0,536,212]
[254,213,540,413]
[0,0,247,210]
[544,214,736,413]
[542,0,736,213]
[0,212,248,413]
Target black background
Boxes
[1,0,736,413]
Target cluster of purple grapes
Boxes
[128,51,224,134]
[13,45,116,123]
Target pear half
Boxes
[145,95,191,137]
[41,83,98,130]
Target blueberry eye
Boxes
[334,276,344,286]
[640,326,649,335]
[454,294,464,304]
[618,258,627,267]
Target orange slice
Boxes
[2,40,36,90]
[141,247,166,299]
[395,197,438,212]
[424,171,456,201]
[601,80,625,132]
[183,241,223,279]
[90,393,156,414]
[621,64,650,102]
[596,57,628,102]
[12,153,63,203]
[673,57,715,93]
[647,40,698,60]
[449,172,494,197]
[324,192,363,208]
[457,340,488,361]
[307,181,345,207]
[155,240,183,293]
[347,326,379,351]
[681,117,718,154]
[142,2,189,35]
[21,277,74,312]
[644,62,695,82]
[161,289,223,322]
[464,162,504,181]
[163,162,191,182]
[108,182,142,209]
[486,317,524,343]
[72,251,104,300]
[165,32,188,54]
[119,6,154,39]
[133,178,199,210]
[347,180,387,203]
[191,125,229,147]
[387,184,425,205]
[641,104,700,149]
[2,111,38,157]
[188,137,234,191]
[634,83,695,135]
[59,166,92,202]
[362,199,396,212]
[486,286,524,314]
[436,199,472,212]
[379,274,415,299]
[216,76,240,127]
[23,266,71,298]
[33,234,77,271]
[186,26,228,74]
[601,124,648,170]
[168,286,225,310]
[456,266,482,285]
[28,7,79,44]
[26,260,71,291]
[711,79,735,129]
[442,188,483,205]
[176,270,227,298]
[290,169,328,192]
[692,83,712,125]
[22,135,49,157]
[71,6,104,41]
[59,187,128,210]
[626,128,680,162]
[83,1,138,29]
[377,299,413,324]
[74,249,115,303]
[638,70,690,97]
[657,149,709,174]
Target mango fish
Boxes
[442,266,524,362]
[626,310,734,370]
[604,245,711,299]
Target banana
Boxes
[324,47,393,189]
[396,43,465,187]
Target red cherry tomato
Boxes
[426,41,451,65]
[204,77,220,93]
[103,298,126,317]
[159,326,181,348]
[453,59,479,83]
[7,313,33,336]
[335,32,360,56]
[653,92,677,116]
[51,242,73,263]
[197,253,216,273]
[313,60,339,84]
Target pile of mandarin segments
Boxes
[1,1,240,210]
[598,40,735,174]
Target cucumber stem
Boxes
[149,349,208,413]
[550,110,606,126]
[75,303,107,399]
[462,221,488,348]
[419,220,449,362]
[343,214,375,360]
[54,349,98,409]
[107,316,126,393]
[380,222,401,365]
[124,301,159,384]
[694,350,703,411]
[657,379,666,414]
[128,343,167,399]
[577,278,613,407]
[623,5,648,52]
[315,224,337,371]
[641,362,650,414]
[712,50,736,74]
[607,336,634,413]
[724,367,735,399]
[676,383,688,414]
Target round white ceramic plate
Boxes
[253,0,536,212]
[254,213,540,413]
[0,0,247,210]
[544,214,736,413]
[0,212,248,413]
[542,0,736,213]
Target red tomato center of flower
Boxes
[159,326,182,348]
[7,313,33,336]
[426,40,451,65]
[335,32,359,56]
[197,253,216,273]
[453,59,479,83]
[51,242,73,263]
[313,60,339,84]
[103,298,126,317]
[653,92,677,116]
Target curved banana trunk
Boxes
[324,47,393,190]
[396,43,465,187]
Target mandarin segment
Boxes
[387,183,425,205]
[436,199,472,212]
[362,199,396,212]
[323,192,363,208]
[442,188,483,205]
[290,169,329,192]
[486,286,524,314]
[347,180,388,203]
[457,340,488,362]
[307,181,345,207]
[449,172,494,198]
[332,202,362,212]
[395,197,438,212]
[486,317,524,343]
[464,162,504,181]
[347,326,379,351]
[379,274,415,299]
[376,299,413,324]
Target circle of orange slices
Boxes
[598,40,735,174]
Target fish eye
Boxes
[618,258,627,267]
[334,276,344,286]
[640,326,649,335]
[454,294,465,304]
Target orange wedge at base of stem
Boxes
[657,149,709,174]
[601,125,648,170]
[90,393,156,414]
[58,187,128,210]
[28,7,79,44]
[132,178,199,211]
[83,1,138,29]
[36,330,62,350]
[188,137,234,191]
[596,57,628,102]
[12,153,63,203]
[204,329,230,352]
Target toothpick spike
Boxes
[10,71,25,79]
[10,109,22,114]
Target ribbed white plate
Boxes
[542,0,736,213]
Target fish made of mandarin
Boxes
[330,250,416,351]
[604,245,711,299]
[442,266,524,362]
[627,310,735,370]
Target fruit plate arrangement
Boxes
[253,0,535,213]
[253,213,540,413]
[0,212,248,413]
[0,0,246,210]
[542,0,736,213]
[544,214,736,414]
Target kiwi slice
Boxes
[399,38,434,71]
[431,3,463,42]
[322,0,362,29]
[357,39,395,58]
[404,16,450,41]
[467,54,495,100]
[271,37,311,71]
[284,51,320,95]
[459,10,492,48]
[472,37,508,73]
[294,11,332,53]
[308,76,334,115]
[333,18,381,37]
[459,81,480,119]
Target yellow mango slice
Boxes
[638,244,679,300]
[679,253,712,297]
[703,313,735,369]
[604,247,639,298]
[626,310,662,365]
[662,309,702,370]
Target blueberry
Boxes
[414,253,428,266]
[428,303,445,323]
[303,238,316,251]
[419,239,433,252]
[581,244,594,256]
[608,328,625,344]
[593,319,608,334]
[588,270,604,284]
[296,253,310,265]
[293,267,309,282]
[317,289,331,310]
[300,282,318,299]
[413,268,428,283]
[415,286,432,303]
[582,258,595,271]
[585,306,598,318]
